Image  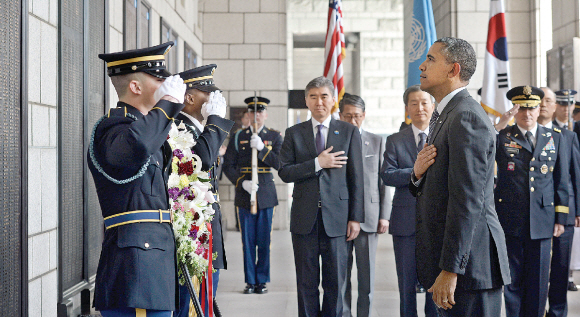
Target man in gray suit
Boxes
[279,76,364,317]
[409,37,511,316]
[382,85,437,317]
[338,93,391,317]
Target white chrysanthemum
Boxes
[168,174,181,188]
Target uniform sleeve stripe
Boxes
[555,206,569,214]
[152,107,174,120]
[207,123,230,134]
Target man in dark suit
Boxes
[409,37,511,316]
[538,87,580,317]
[175,64,234,317]
[382,85,437,317]
[279,76,364,317]
[223,96,283,295]
[89,42,185,316]
[338,93,391,317]
[496,86,569,317]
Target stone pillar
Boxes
[200,0,289,230]
[552,0,580,47]
[28,0,59,315]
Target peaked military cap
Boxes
[245,96,270,112]
[506,85,544,108]
[179,64,219,93]
[576,101,580,109]
[555,89,577,105]
[98,41,174,78]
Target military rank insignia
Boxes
[542,137,556,152]
[507,162,515,171]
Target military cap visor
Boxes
[555,89,578,105]
[245,96,270,112]
[506,85,544,109]
[99,41,174,78]
[179,64,220,93]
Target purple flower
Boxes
[188,228,198,240]
[168,187,180,200]
[173,149,184,160]
[180,187,195,200]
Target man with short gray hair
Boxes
[339,93,390,317]
[409,37,511,316]
[279,76,364,317]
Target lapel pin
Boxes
[365,141,369,145]
[334,130,339,135]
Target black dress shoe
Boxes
[243,284,255,294]
[568,281,578,291]
[416,284,426,293]
[255,283,268,294]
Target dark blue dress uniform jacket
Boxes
[495,124,569,239]
[88,101,183,311]
[223,126,283,210]
[175,113,234,269]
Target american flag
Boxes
[324,0,345,113]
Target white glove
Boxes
[250,134,265,151]
[242,180,259,194]
[201,91,227,119]
[153,75,186,104]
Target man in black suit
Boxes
[382,85,437,317]
[278,76,364,317]
[175,64,234,317]
[409,37,511,316]
[538,87,580,317]
[89,42,185,317]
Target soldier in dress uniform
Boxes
[495,85,569,317]
[222,96,283,295]
[553,89,577,130]
[539,87,580,317]
[88,42,186,317]
[174,64,234,317]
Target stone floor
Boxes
[216,229,580,317]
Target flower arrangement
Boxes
[167,122,217,283]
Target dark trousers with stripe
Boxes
[238,207,274,285]
[547,225,575,317]
[504,235,552,317]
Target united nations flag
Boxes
[407,0,437,87]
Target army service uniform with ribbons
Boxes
[495,86,570,317]
[89,42,181,314]
[223,99,283,291]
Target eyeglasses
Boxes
[342,114,364,120]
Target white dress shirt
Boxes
[517,124,538,148]
[313,116,332,172]
[179,111,204,132]
[411,124,430,148]
[542,121,553,129]
[555,118,568,129]
[436,86,466,114]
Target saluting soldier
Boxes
[175,64,234,317]
[495,86,569,317]
[88,42,186,316]
[223,97,283,295]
